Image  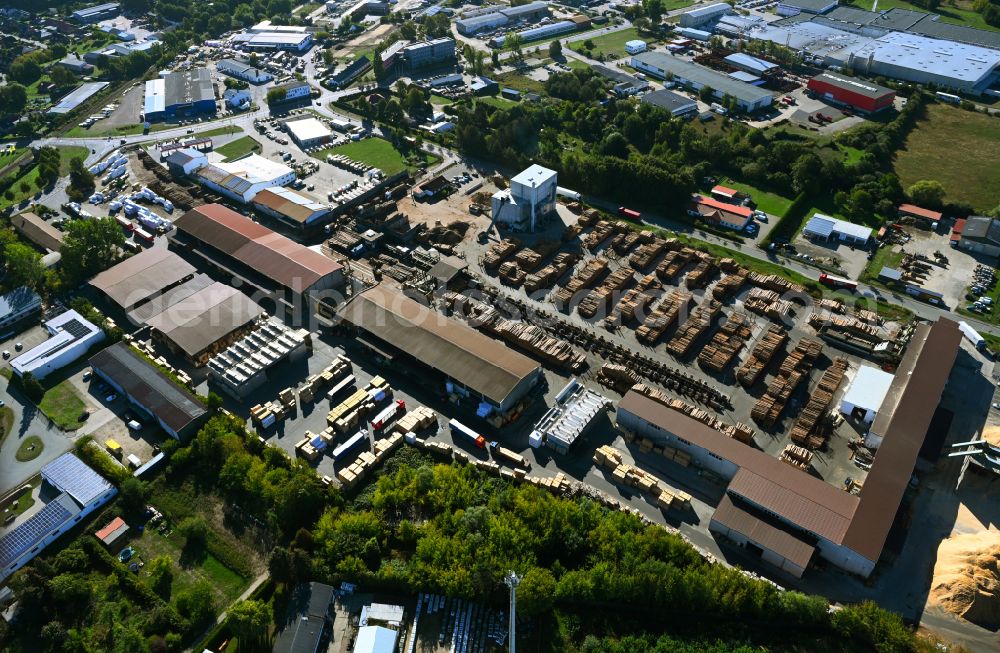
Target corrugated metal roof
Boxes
[841,366,894,413]
[253,187,328,224]
[12,212,64,252]
[42,453,114,506]
[338,285,540,406]
[89,342,207,435]
[712,494,816,569]
[90,248,196,310]
[145,282,263,358]
[173,204,342,292]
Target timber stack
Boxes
[750,337,823,427]
[483,239,519,270]
[636,289,692,344]
[553,258,608,309]
[789,357,849,448]
[666,300,722,358]
[697,311,752,373]
[524,252,580,294]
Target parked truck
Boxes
[818,273,858,291]
[959,320,987,352]
[449,418,486,448]
[618,206,641,220]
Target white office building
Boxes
[217,58,273,84]
[678,2,732,28]
[194,154,296,203]
[803,213,872,245]
[491,164,558,232]
[625,39,647,55]
[11,310,105,380]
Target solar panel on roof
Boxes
[42,453,114,507]
[62,318,91,339]
[0,494,79,568]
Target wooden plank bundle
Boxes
[632,383,755,444]
[744,287,793,321]
[667,300,722,358]
[629,238,668,270]
[596,363,642,394]
[582,220,616,250]
[808,314,883,339]
[789,357,848,448]
[779,444,814,470]
[751,338,823,426]
[747,271,807,295]
[612,230,642,254]
[578,265,635,318]
[493,321,587,372]
[524,252,579,294]
[712,271,747,300]
[685,257,718,290]
[736,325,787,387]
[514,241,558,272]
[498,260,526,287]
[553,258,608,308]
[578,208,601,227]
[483,239,519,270]
[616,287,656,322]
[636,289,692,344]
[698,311,752,373]
[656,248,695,282]
[394,406,437,435]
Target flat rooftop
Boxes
[286,117,332,142]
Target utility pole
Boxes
[505,570,522,653]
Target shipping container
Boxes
[450,418,486,448]
[618,206,641,220]
[818,273,857,290]
[332,431,367,461]
[115,215,135,233]
[370,399,405,432]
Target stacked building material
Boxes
[750,337,823,427]
[582,220,616,250]
[789,357,848,448]
[779,444,813,471]
[394,405,437,435]
[593,444,692,510]
[498,260,526,287]
[493,445,531,470]
[697,311,752,373]
[596,363,642,394]
[514,241,558,272]
[818,298,845,314]
[578,208,601,227]
[718,258,743,273]
[744,287,793,321]
[611,229,642,255]
[629,238,668,270]
[483,238,519,270]
[616,287,656,322]
[656,248,695,282]
[524,252,580,294]
[666,299,722,358]
[712,271,748,300]
[631,383,754,444]
[808,314,883,340]
[578,265,635,318]
[747,271,807,295]
[636,289,692,344]
[685,256,718,290]
[553,258,608,308]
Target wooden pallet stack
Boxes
[736,325,788,388]
[656,248,695,282]
[636,289,692,344]
[632,383,755,444]
[750,338,823,427]
[697,311,752,373]
[524,252,579,294]
[393,406,437,435]
[578,265,635,318]
[712,271,748,300]
[483,239,519,270]
[498,260,525,287]
[593,444,693,510]
[667,300,722,358]
[553,258,608,307]
[629,238,668,270]
[789,357,849,448]
[582,220,616,250]
[685,257,718,290]
[779,444,814,471]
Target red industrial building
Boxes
[807,72,895,113]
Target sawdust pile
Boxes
[982,425,1000,446]
[929,530,1000,627]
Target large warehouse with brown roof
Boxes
[338,285,542,414]
[170,204,344,317]
[617,318,962,578]
[90,248,197,315]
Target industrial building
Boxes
[84,39,159,65]
[618,318,962,579]
[625,39,647,55]
[631,52,774,112]
[641,89,698,116]
[217,58,273,84]
[803,214,872,245]
[955,216,1000,258]
[776,0,837,17]
[723,53,779,76]
[0,453,116,582]
[207,318,310,398]
[231,29,312,52]
[0,286,42,334]
[143,68,216,122]
[455,0,550,35]
[402,38,456,71]
[10,309,105,380]
[272,80,311,103]
[144,282,264,366]
[491,164,558,232]
[11,212,64,253]
[354,626,398,653]
[840,366,894,425]
[695,196,754,231]
[470,76,499,96]
[807,72,896,113]
[71,2,120,23]
[252,186,331,228]
[678,2,732,28]
[898,203,942,226]
[90,342,209,440]
[273,583,336,653]
[337,285,542,415]
[57,55,95,75]
[531,379,607,454]
[47,82,110,115]
[191,153,296,203]
[490,19,586,48]
[90,247,198,318]
[170,204,345,317]
[285,116,333,148]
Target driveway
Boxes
[0,377,76,494]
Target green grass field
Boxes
[718,178,794,217]
[0,406,14,448]
[312,137,435,175]
[860,244,905,284]
[15,436,43,462]
[0,475,39,516]
[895,104,1000,212]
[0,145,89,210]
[39,380,88,431]
[476,96,519,109]
[844,0,999,32]
[570,27,645,60]
[215,136,261,161]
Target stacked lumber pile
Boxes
[855,308,881,325]
[493,445,531,470]
[483,239,519,270]
[750,338,823,426]
[718,258,743,273]
[514,241,558,272]
[698,311,752,372]
[685,257,718,290]
[790,357,848,448]
[578,208,601,227]
[597,363,642,393]
[524,252,579,294]
[493,321,587,371]
[629,238,668,270]
[337,433,405,488]
[632,383,755,444]
[808,314,883,339]
[747,272,807,295]
[818,298,845,314]
[393,406,437,435]
[779,444,814,471]
[578,265,635,318]
[713,271,747,300]
[593,445,692,510]
[611,229,642,254]
[736,325,788,388]
[656,248,695,282]
[583,220,616,250]
[498,260,525,287]
[636,289,692,344]
[666,299,722,358]
[637,273,660,290]
[553,258,608,307]
[617,287,656,322]
[744,287,793,321]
